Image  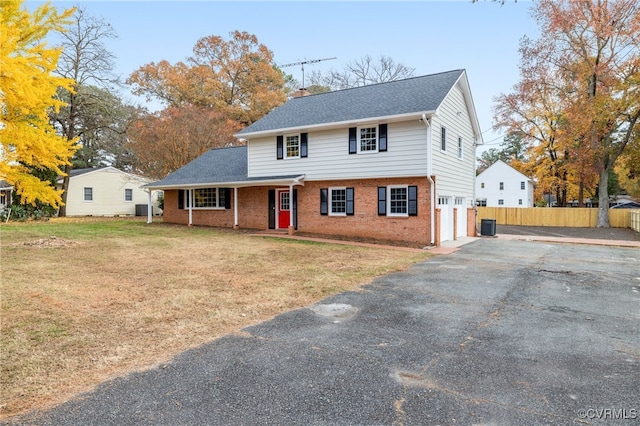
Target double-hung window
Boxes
[349,124,387,154]
[277,133,307,159]
[124,188,133,202]
[457,137,463,159]
[359,126,377,152]
[389,186,408,215]
[320,187,354,216]
[441,127,447,151]
[285,135,300,158]
[378,185,418,217]
[83,187,93,202]
[330,188,347,215]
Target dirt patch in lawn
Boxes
[0,219,430,420]
[21,236,80,248]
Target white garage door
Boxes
[438,196,453,242]
[455,197,467,238]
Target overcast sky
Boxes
[32,0,540,153]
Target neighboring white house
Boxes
[57,167,161,216]
[0,180,13,212]
[475,160,534,207]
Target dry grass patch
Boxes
[0,218,429,419]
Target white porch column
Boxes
[288,184,294,235]
[233,187,239,229]
[146,190,152,224]
[188,189,193,226]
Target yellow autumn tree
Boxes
[0,0,77,207]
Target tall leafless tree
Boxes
[51,7,120,216]
[306,55,415,92]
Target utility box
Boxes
[135,204,152,216]
[480,219,496,236]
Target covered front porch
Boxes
[144,175,305,234]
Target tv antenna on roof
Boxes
[280,57,337,89]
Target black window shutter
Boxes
[408,186,418,216]
[301,133,308,158]
[178,190,184,209]
[379,124,387,152]
[320,188,328,215]
[276,136,284,160]
[348,127,357,154]
[268,189,276,229]
[378,187,387,216]
[346,187,355,216]
[293,189,298,229]
[223,188,231,209]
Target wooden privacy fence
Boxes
[477,207,637,229]
[631,210,640,232]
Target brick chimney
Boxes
[292,88,311,98]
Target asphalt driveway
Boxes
[9,238,640,425]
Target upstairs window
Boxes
[359,127,377,152]
[349,124,387,154]
[521,181,525,190]
[277,133,307,159]
[499,182,504,190]
[285,135,300,158]
[441,126,447,151]
[457,137,463,159]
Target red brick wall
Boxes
[161,177,434,245]
[467,207,478,237]
[297,178,432,245]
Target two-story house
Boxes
[475,160,534,207]
[145,69,483,246]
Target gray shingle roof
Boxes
[237,69,465,136]
[145,146,301,189]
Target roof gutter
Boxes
[144,175,306,191]
[235,110,438,139]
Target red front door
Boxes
[277,190,290,229]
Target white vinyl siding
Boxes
[248,122,429,180]
[431,83,477,204]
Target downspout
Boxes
[422,113,435,246]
